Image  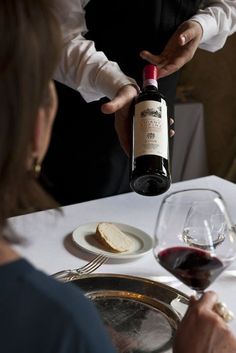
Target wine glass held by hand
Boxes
[153,189,236,303]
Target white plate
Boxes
[72,222,153,259]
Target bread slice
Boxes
[95,222,134,253]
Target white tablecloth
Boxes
[11,175,236,333]
[172,102,209,182]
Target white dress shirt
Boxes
[53,0,236,102]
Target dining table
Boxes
[10,175,236,335]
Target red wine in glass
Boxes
[153,189,236,299]
[157,246,225,292]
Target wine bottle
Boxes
[130,64,171,196]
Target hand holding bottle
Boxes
[101,84,174,156]
[140,20,203,79]
[101,84,138,155]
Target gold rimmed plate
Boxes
[72,274,189,353]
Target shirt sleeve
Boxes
[190,0,236,52]
[53,0,138,102]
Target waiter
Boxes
[40,0,236,205]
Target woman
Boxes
[0,1,116,352]
[0,1,235,352]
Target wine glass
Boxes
[153,189,236,300]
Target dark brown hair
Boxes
[0,0,61,223]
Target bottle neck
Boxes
[143,78,158,90]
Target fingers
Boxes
[160,39,195,75]
[158,65,180,79]
[101,85,138,115]
[140,44,195,79]
[189,292,235,326]
[184,292,218,319]
[140,21,203,80]
[140,51,166,67]
[197,291,218,310]
[187,292,218,311]
[140,51,173,78]
[188,292,234,323]
[178,29,194,46]
[169,117,175,137]
[184,292,225,326]
[101,98,122,114]
[178,20,203,46]
[103,87,176,153]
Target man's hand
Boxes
[101,85,138,155]
[101,85,175,156]
[140,20,203,79]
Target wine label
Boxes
[133,99,168,159]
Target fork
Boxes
[52,254,108,282]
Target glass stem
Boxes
[195,290,204,300]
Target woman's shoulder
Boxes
[24,260,95,314]
[32,269,116,352]
[4,258,97,319]
[2,258,116,352]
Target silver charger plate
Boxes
[72,274,189,353]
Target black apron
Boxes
[41,0,201,205]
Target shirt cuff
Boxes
[94,61,139,100]
[190,13,218,44]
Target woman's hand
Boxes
[173,291,236,353]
